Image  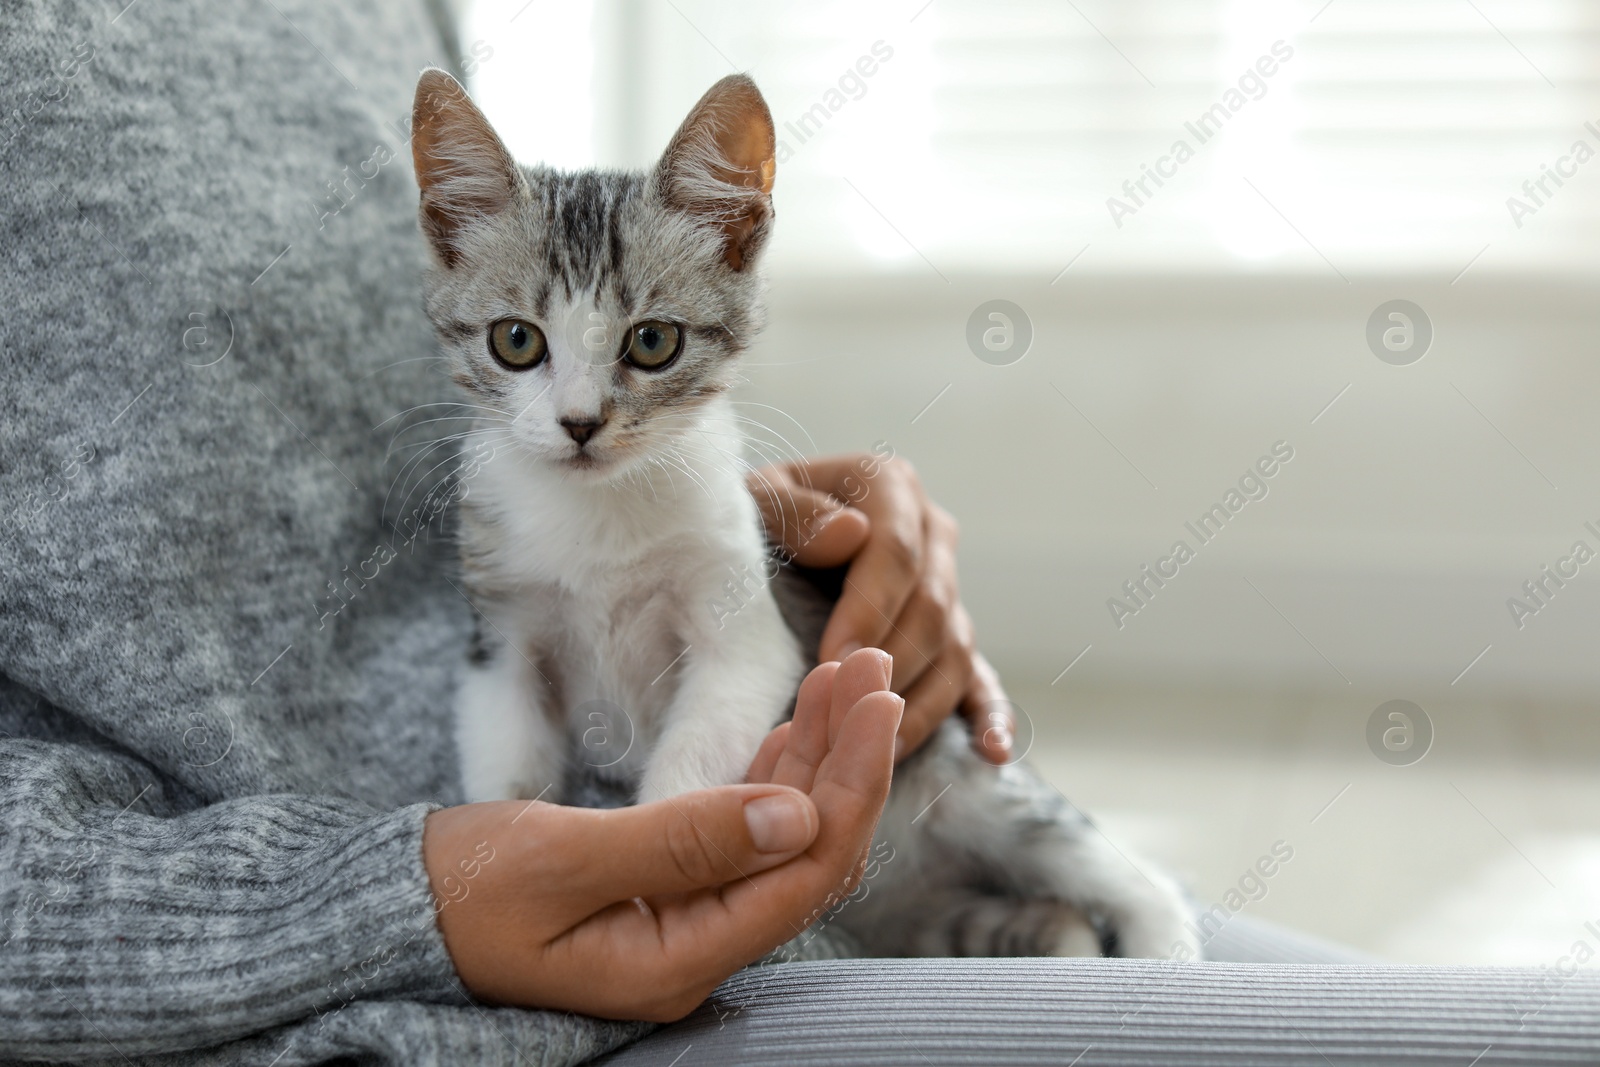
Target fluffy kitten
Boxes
[410,68,1200,961]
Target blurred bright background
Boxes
[460,0,1600,965]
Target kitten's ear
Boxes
[655,74,776,272]
[411,68,520,268]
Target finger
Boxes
[875,500,960,687]
[874,501,961,695]
[769,660,840,792]
[961,651,1014,765]
[547,784,819,903]
[744,721,791,784]
[800,686,904,876]
[828,647,894,748]
[665,687,904,970]
[813,462,928,662]
[896,632,975,762]
[745,466,869,566]
[874,586,947,695]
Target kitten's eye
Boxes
[623,321,682,370]
[489,319,547,370]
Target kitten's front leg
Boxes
[453,620,566,803]
[637,595,805,801]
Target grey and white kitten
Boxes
[410,69,1200,961]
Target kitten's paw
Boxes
[1111,887,1203,961]
[909,897,1105,957]
[636,762,727,803]
[1046,906,1103,958]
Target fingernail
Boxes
[745,793,813,853]
[836,642,863,660]
[893,736,908,762]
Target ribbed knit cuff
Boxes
[10,798,470,1058]
[288,801,469,1022]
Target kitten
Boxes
[410,68,1201,961]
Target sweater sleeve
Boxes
[0,737,467,1060]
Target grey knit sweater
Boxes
[0,0,661,1062]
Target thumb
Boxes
[747,468,869,567]
[561,784,819,902]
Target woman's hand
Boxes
[749,455,1014,765]
[422,649,901,1022]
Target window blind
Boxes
[466,0,1599,277]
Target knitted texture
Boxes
[0,1,649,1062]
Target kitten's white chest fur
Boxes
[453,397,806,803]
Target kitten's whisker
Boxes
[382,421,500,467]
[727,433,795,470]
[402,442,496,520]
[627,449,678,499]
[658,436,724,501]
[702,449,816,549]
[387,424,508,458]
[383,425,513,524]
[678,411,808,468]
[379,411,507,470]
[385,411,502,440]
[652,419,790,490]
[383,433,504,511]
[739,357,828,367]
[668,441,793,527]
[685,444,807,534]
[383,422,494,501]
[372,400,512,431]
[657,418,798,478]
[632,462,662,504]
[727,400,819,454]
[358,354,447,382]
[659,447,715,502]
[383,408,508,446]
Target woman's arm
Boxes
[0,739,462,1059]
[0,652,898,1052]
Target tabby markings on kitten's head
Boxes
[409,69,777,481]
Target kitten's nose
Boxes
[560,416,604,445]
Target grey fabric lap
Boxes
[599,918,1598,1066]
